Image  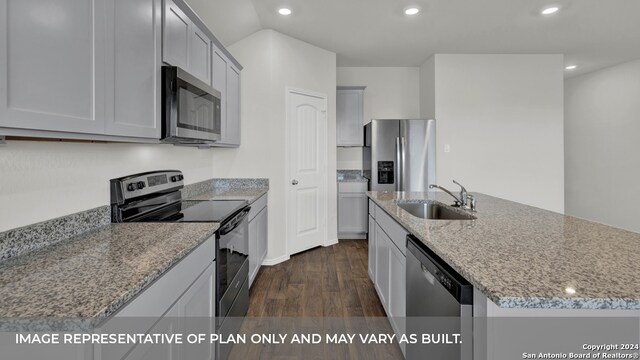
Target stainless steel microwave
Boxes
[161,66,221,144]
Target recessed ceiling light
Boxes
[565,65,577,70]
[278,8,292,16]
[405,7,420,15]
[541,6,560,15]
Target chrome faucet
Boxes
[429,180,476,212]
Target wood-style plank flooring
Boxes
[247,239,386,317]
[228,240,403,360]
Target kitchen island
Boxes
[368,191,640,310]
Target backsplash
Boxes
[0,206,110,262]
[0,178,268,263]
[182,178,269,199]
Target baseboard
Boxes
[261,254,290,266]
[324,237,339,246]
[337,233,367,240]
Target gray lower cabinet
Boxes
[369,201,407,356]
[338,182,368,239]
[98,237,215,360]
[0,0,161,140]
[248,194,268,287]
[123,263,214,360]
[368,214,376,281]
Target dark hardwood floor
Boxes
[247,239,386,317]
[229,240,403,360]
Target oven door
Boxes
[162,66,221,143]
[216,207,250,318]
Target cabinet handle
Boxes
[291,180,299,185]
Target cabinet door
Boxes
[338,192,368,234]
[177,262,215,360]
[374,224,390,310]
[162,0,190,69]
[124,305,179,360]
[368,215,376,281]
[388,242,406,343]
[248,215,258,287]
[0,0,105,134]
[104,0,161,139]
[336,89,364,146]
[212,49,227,138]
[257,207,268,266]
[218,65,240,146]
[189,25,211,85]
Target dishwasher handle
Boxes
[421,264,437,285]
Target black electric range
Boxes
[109,170,250,350]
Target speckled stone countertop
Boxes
[368,191,640,310]
[186,187,268,203]
[337,170,368,183]
[0,222,218,330]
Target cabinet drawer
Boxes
[369,200,375,217]
[248,194,267,222]
[338,182,367,193]
[376,208,408,256]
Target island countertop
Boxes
[367,191,640,310]
[0,222,219,330]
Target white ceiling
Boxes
[191,0,640,77]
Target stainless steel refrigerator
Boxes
[363,119,436,191]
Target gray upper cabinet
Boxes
[0,0,106,135]
[162,0,190,70]
[0,0,161,140]
[336,86,366,146]
[212,49,228,138]
[104,0,162,139]
[219,65,241,147]
[189,26,211,85]
[211,43,242,147]
[0,0,240,143]
[162,0,211,86]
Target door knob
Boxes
[291,180,299,185]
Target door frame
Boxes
[284,87,329,257]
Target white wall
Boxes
[336,67,420,170]
[0,141,214,232]
[213,30,337,262]
[565,59,640,233]
[423,54,565,213]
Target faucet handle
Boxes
[467,194,477,212]
[452,180,467,192]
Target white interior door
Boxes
[287,88,328,255]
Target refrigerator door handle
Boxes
[400,136,406,191]
[396,137,402,191]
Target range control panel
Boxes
[110,170,184,204]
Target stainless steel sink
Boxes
[396,201,476,220]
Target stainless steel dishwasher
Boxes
[406,234,473,360]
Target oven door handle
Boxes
[219,207,251,235]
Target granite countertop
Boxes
[368,191,640,310]
[0,222,219,330]
[337,170,368,183]
[186,187,268,203]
